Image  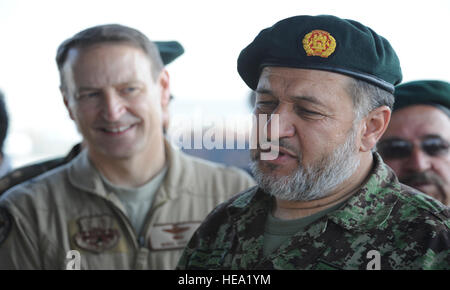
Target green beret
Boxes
[154,41,184,65]
[238,15,402,93]
[393,80,450,116]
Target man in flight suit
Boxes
[0,24,255,269]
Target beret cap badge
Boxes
[302,30,336,58]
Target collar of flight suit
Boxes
[225,153,407,233]
[67,139,194,204]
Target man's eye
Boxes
[295,106,321,117]
[423,138,450,156]
[79,92,100,99]
[122,87,139,95]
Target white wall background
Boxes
[0,0,449,167]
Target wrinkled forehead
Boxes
[383,105,450,141]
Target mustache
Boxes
[400,171,445,187]
[251,139,301,161]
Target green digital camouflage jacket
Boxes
[177,154,450,270]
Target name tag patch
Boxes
[149,222,200,250]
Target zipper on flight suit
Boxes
[133,198,169,269]
[105,193,168,247]
[102,196,140,250]
[103,190,169,269]
[137,197,169,247]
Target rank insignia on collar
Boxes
[302,29,336,58]
[0,207,12,245]
[73,215,120,253]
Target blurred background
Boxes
[0,0,449,168]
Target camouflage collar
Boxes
[327,153,401,232]
[227,153,402,232]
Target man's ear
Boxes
[158,69,171,132]
[60,86,75,121]
[359,106,391,152]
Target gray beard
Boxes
[250,127,360,201]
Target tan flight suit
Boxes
[0,141,255,269]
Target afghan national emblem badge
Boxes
[302,30,336,58]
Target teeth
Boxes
[103,125,132,133]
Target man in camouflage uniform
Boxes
[378,80,450,206]
[177,15,450,270]
[0,41,184,196]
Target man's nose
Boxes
[405,146,432,172]
[266,104,295,140]
[102,89,126,122]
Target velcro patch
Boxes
[73,215,120,253]
[148,222,201,250]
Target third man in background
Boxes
[378,80,450,205]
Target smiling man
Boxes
[0,24,254,269]
[0,41,184,195]
[378,80,450,205]
[177,15,450,270]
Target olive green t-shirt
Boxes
[101,167,168,236]
[263,200,345,257]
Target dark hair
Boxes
[0,90,9,154]
[56,24,164,92]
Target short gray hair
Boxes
[56,24,164,93]
[348,78,395,122]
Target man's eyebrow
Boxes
[77,86,100,92]
[290,95,326,107]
